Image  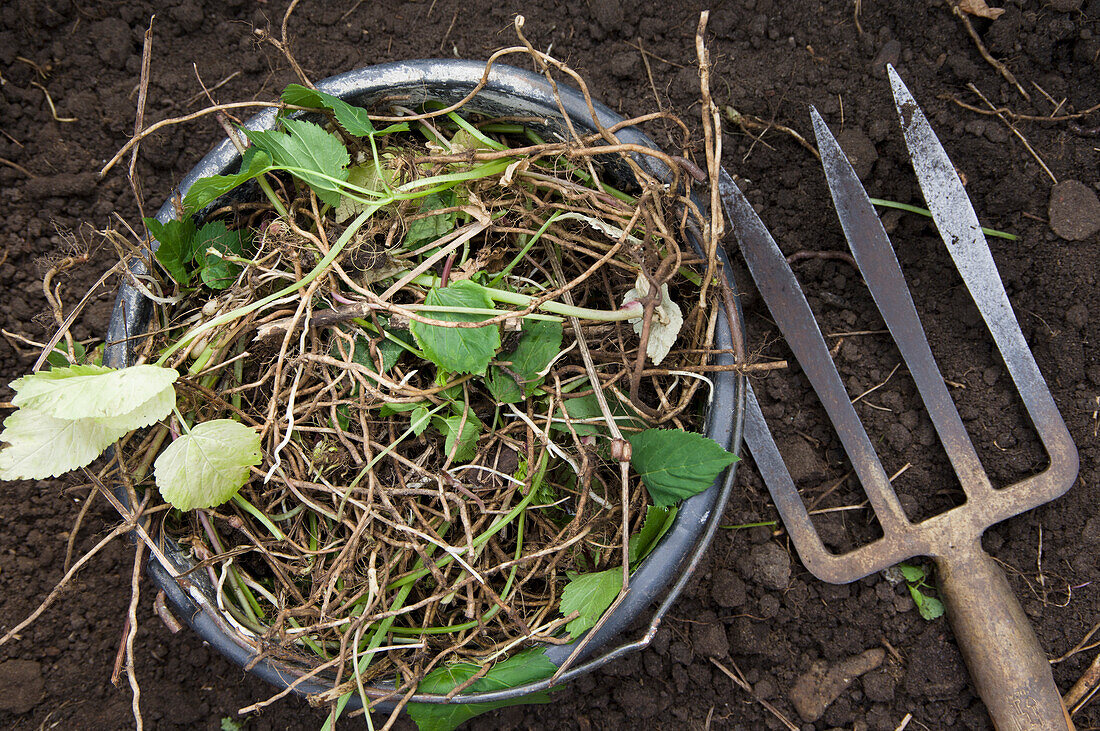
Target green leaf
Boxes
[11,364,179,421]
[406,649,556,731]
[194,221,246,290]
[898,563,925,584]
[486,368,523,403]
[410,280,500,375]
[378,401,423,415]
[552,392,643,438]
[146,216,198,285]
[335,162,396,223]
[626,429,738,507]
[433,413,482,463]
[405,190,458,248]
[906,584,944,620]
[559,568,623,638]
[410,404,431,437]
[45,341,86,369]
[281,84,377,138]
[917,593,944,621]
[0,408,127,480]
[183,147,273,214]
[94,382,176,432]
[487,319,563,403]
[350,333,406,374]
[627,506,678,564]
[245,119,350,207]
[154,419,262,511]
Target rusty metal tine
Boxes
[809,107,995,503]
[718,170,910,536]
[887,65,1078,498]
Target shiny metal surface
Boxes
[727,71,1079,730]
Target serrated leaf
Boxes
[410,405,430,437]
[626,429,738,507]
[560,568,623,638]
[487,319,563,403]
[12,364,179,421]
[406,649,555,731]
[336,163,396,223]
[146,216,198,285]
[194,221,246,290]
[94,383,176,432]
[405,190,458,249]
[245,119,350,207]
[627,506,678,564]
[183,147,273,214]
[154,419,262,511]
[281,84,377,138]
[0,408,127,480]
[433,413,482,463]
[410,280,500,375]
[917,593,944,620]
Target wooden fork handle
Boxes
[936,539,1073,731]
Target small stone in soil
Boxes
[0,659,44,714]
[1048,180,1100,241]
[789,648,886,722]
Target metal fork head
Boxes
[726,69,1078,585]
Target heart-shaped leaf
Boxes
[154,419,262,511]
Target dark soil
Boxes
[1,1,1097,729]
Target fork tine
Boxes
[718,170,910,535]
[809,107,995,501]
[886,65,1078,496]
[742,384,919,582]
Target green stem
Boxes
[335,403,448,522]
[720,520,778,530]
[414,273,644,322]
[868,198,1017,241]
[232,494,286,541]
[155,207,377,365]
[256,175,289,218]
[323,537,445,731]
[447,111,507,151]
[390,510,525,635]
[490,210,562,287]
[386,453,547,591]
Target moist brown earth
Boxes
[1,1,1098,729]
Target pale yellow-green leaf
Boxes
[154,419,262,511]
[0,408,126,480]
[94,383,176,432]
[11,364,179,420]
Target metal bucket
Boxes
[104,59,746,713]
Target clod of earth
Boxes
[788,648,886,723]
[747,541,791,590]
[1048,179,1100,241]
[0,659,45,715]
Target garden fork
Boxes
[723,66,1079,730]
